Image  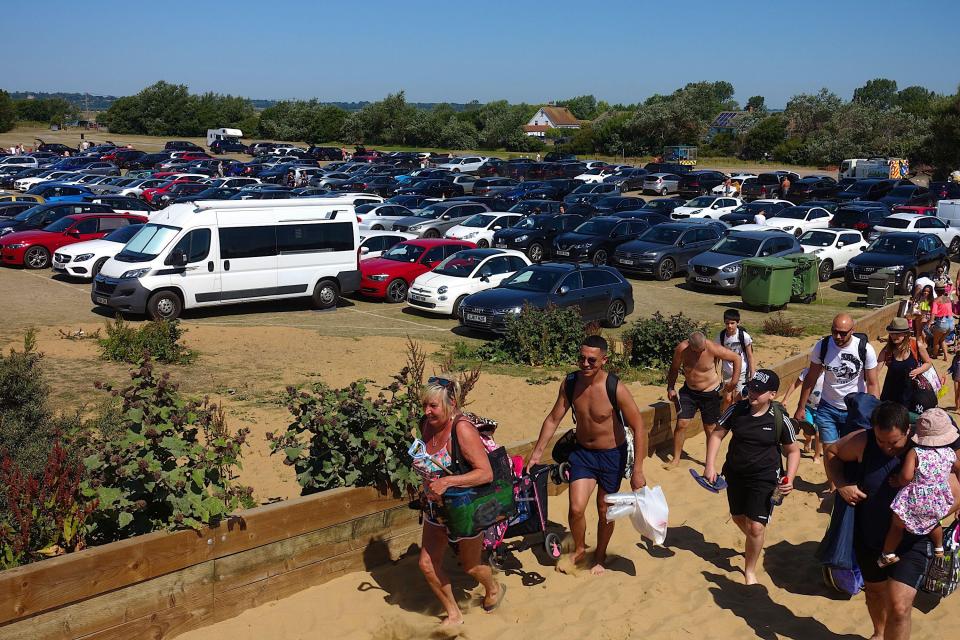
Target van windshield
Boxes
[115,224,181,262]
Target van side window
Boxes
[171,229,211,263]
[276,222,353,254]
[219,227,277,259]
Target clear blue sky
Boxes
[3,0,957,107]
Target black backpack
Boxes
[818,333,868,365]
[718,327,748,355]
[564,371,623,427]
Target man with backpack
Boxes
[526,335,648,575]
[704,369,801,585]
[793,314,879,465]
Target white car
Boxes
[445,212,522,248]
[711,173,757,195]
[574,167,618,183]
[872,213,960,253]
[761,205,833,237]
[798,228,868,281]
[118,178,167,197]
[407,248,531,316]
[357,203,416,231]
[437,156,489,173]
[358,230,417,259]
[51,222,146,280]
[14,170,74,192]
[671,196,742,220]
[450,174,478,194]
[205,177,261,189]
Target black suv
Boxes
[209,139,248,154]
[644,162,691,175]
[845,232,949,294]
[789,176,840,202]
[164,140,203,152]
[830,203,891,239]
[544,152,577,163]
[492,213,586,263]
[677,170,729,197]
[835,179,897,203]
[552,216,651,266]
[740,172,799,201]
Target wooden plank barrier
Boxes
[0,302,900,640]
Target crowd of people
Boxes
[408,301,960,637]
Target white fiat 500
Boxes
[407,248,530,316]
[444,212,522,248]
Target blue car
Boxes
[24,182,95,202]
[459,262,635,333]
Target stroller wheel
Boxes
[489,548,505,573]
[544,533,562,561]
[550,462,572,485]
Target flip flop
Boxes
[689,468,727,492]
[482,582,506,613]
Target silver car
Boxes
[642,173,681,196]
[686,230,802,290]
[392,202,491,238]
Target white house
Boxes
[523,106,582,138]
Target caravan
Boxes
[206,128,243,146]
[91,199,360,320]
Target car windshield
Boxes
[462,214,496,228]
[381,243,426,262]
[867,236,917,254]
[42,217,78,233]
[502,268,562,292]
[12,205,44,221]
[844,182,873,194]
[879,217,911,229]
[728,203,766,216]
[116,224,181,261]
[710,235,762,257]
[770,207,810,220]
[639,226,682,245]
[434,253,485,277]
[799,230,836,247]
[415,205,453,220]
[573,220,616,235]
[105,224,143,243]
[512,217,545,230]
[686,196,715,207]
[642,200,673,211]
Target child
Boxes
[717,309,754,411]
[879,408,960,566]
[781,367,824,462]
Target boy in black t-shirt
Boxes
[704,369,801,585]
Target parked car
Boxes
[492,213,586,263]
[0,202,114,237]
[358,239,475,302]
[892,205,937,217]
[643,162,691,175]
[544,152,577,163]
[829,202,891,239]
[84,195,155,215]
[711,173,757,196]
[167,187,239,205]
[563,182,621,206]
[473,177,519,197]
[0,156,40,169]
[164,141,203,152]
[719,200,794,226]
[587,196,648,217]
[845,232,949,294]
[614,221,724,280]
[459,262,634,333]
[394,179,463,199]
[391,201,490,237]
[355,203,416,231]
[444,212,522,248]
[575,166,619,184]
[508,200,564,216]
[603,168,649,192]
[788,176,840,202]
[357,230,417,260]
[758,204,833,237]
[878,184,929,208]
[739,172,799,201]
[437,156,489,174]
[24,182,93,201]
[671,196,742,220]
[209,139,248,154]
[798,228,868,281]
[52,223,145,279]
[407,248,530,317]
[873,213,960,254]
[141,179,203,205]
[0,193,44,205]
[834,179,897,203]
[686,230,803,290]
[383,194,437,212]
[677,171,729,197]
[0,201,38,219]
[306,146,346,161]
[156,182,212,207]
[642,173,681,195]
[449,174,478,194]
[551,216,650,266]
[2,213,147,269]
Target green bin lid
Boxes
[742,257,796,270]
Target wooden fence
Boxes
[0,302,900,640]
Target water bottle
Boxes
[771,476,790,506]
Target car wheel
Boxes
[371,224,383,231]
[452,295,468,318]
[92,257,109,278]
[311,279,339,310]
[950,238,960,255]
[818,259,833,282]
[899,270,916,295]
[423,228,441,239]
[660,187,668,196]
[24,246,50,269]
[592,249,608,266]
[656,258,675,281]
[604,299,627,328]
[385,278,408,303]
[528,243,544,263]
[476,239,489,249]
[146,291,182,320]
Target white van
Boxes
[206,128,243,145]
[92,199,360,320]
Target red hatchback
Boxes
[359,239,475,302]
[1,213,147,269]
[141,178,201,204]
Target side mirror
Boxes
[359,246,370,255]
[480,275,490,283]
[441,215,451,221]
[492,226,502,230]
[558,285,570,296]
[169,249,188,267]
[67,229,80,237]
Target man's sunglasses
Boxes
[831,328,852,338]
[578,355,601,365]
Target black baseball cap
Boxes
[746,369,780,393]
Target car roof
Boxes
[875,231,930,239]
[883,213,924,221]
[400,238,472,247]
[728,230,796,239]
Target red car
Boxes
[359,239,474,302]
[893,205,937,217]
[1,213,147,269]
[141,178,203,204]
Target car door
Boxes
[552,271,584,314]
[837,232,865,267]
[579,268,617,319]
[916,216,952,247]
[478,255,514,287]
[675,229,704,267]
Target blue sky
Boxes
[3,0,957,107]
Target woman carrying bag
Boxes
[878,317,934,410]
[411,376,505,626]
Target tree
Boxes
[784,89,842,138]
[853,78,898,109]
[896,86,937,118]
[0,90,15,133]
[922,90,960,178]
[739,115,787,160]
[556,95,599,120]
[746,95,766,113]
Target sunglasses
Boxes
[407,438,451,473]
[831,328,851,338]
[578,355,601,365]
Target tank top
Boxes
[880,351,919,408]
[855,429,910,550]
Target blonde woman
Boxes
[930,285,954,360]
[878,317,933,409]
[412,376,504,626]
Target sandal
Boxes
[878,553,900,567]
[934,547,945,559]
[482,582,506,613]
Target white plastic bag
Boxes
[603,486,669,546]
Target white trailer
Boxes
[206,128,243,145]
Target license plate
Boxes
[695,276,712,283]
[494,243,507,249]
[556,250,570,256]
[856,274,868,280]
[410,294,427,302]
[95,296,109,305]
[53,262,66,269]
[619,259,635,265]
[465,313,487,323]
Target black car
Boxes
[164,140,203,152]
[0,202,113,237]
[112,149,148,169]
[613,221,725,280]
[633,197,687,217]
[740,172,799,201]
[845,232,949,294]
[169,187,239,204]
[459,262,634,333]
[830,203,891,239]
[544,152,577,163]
[209,139,248,154]
[927,181,960,204]
[604,168,649,192]
[395,179,463,199]
[879,184,928,208]
[156,183,211,206]
[445,195,510,211]
[507,200,564,216]
[677,171,729,198]
[789,176,840,202]
[36,142,78,155]
[0,202,37,219]
[552,216,651,266]
[610,210,672,226]
[643,162,691,175]
[582,196,647,217]
[720,201,792,226]
[834,179,897,203]
[803,200,841,214]
[84,195,156,213]
[0,167,44,189]
[130,151,174,170]
[384,194,436,211]
[473,177,519,197]
[563,182,621,206]
[520,179,579,201]
[339,175,398,197]
[306,146,345,161]
[492,213,586,263]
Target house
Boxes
[523,106,582,137]
[707,111,756,139]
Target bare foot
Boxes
[441,614,464,626]
[572,548,586,565]
[662,460,679,470]
[590,563,606,576]
[812,456,821,464]
[744,571,758,586]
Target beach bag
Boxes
[921,518,960,597]
[603,486,669,546]
[823,564,865,597]
[816,467,864,596]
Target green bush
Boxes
[98,317,194,365]
[762,312,804,337]
[475,304,598,367]
[622,312,709,369]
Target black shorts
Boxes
[725,475,776,525]
[854,535,931,589]
[678,383,722,425]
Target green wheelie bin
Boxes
[740,257,796,312]
[785,253,820,303]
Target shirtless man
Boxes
[666,331,741,467]
[527,335,648,575]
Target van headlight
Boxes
[74,253,94,262]
[120,268,150,279]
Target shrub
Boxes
[622,312,709,369]
[98,316,194,365]
[81,360,253,542]
[762,312,804,337]
[475,304,599,367]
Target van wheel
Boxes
[92,257,109,278]
[147,291,182,320]
[312,279,339,310]
[385,278,408,303]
